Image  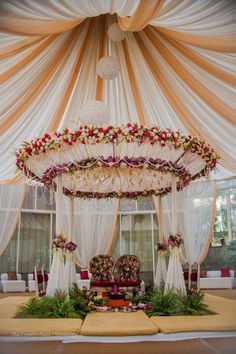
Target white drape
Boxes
[0,1,235,183]
[0,184,26,256]
[47,176,77,296]
[162,179,216,266]
[153,196,167,289]
[164,177,186,294]
[61,198,119,268]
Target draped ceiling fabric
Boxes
[0,0,236,185]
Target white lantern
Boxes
[79,100,108,125]
[96,56,120,80]
[108,23,126,42]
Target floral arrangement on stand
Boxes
[52,234,77,263]
[155,242,168,257]
[167,234,183,248]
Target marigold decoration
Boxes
[167,234,183,248]
[15,124,219,199]
[53,234,77,263]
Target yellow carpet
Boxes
[0,294,236,336]
[151,293,236,333]
[80,311,158,336]
[0,296,82,336]
[0,318,82,336]
[0,296,31,319]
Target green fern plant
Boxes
[16,288,84,319]
[145,289,180,316]
[179,289,210,315]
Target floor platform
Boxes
[0,292,235,337]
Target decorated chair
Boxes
[115,255,141,290]
[89,255,115,292]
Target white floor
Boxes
[0,331,236,343]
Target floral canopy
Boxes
[16,123,218,199]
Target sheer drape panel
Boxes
[0,184,26,256]
[162,180,216,265]
[62,198,119,268]
[18,213,51,273]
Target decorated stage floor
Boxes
[0,293,236,337]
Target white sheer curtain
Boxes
[0,184,26,256]
[162,179,216,266]
[153,196,167,289]
[62,198,119,268]
[47,176,77,296]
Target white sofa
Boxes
[199,270,234,289]
[0,273,26,292]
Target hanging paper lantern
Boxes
[108,22,126,42]
[96,56,120,80]
[79,100,108,125]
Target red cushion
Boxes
[115,280,141,286]
[190,272,197,282]
[43,273,49,282]
[90,281,115,287]
[221,267,230,277]
[80,270,89,280]
[37,274,43,284]
[200,269,207,278]
[183,271,189,280]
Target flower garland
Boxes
[15,124,219,199]
[53,234,77,263]
[16,124,219,172]
[167,234,183,248]
[155,242,168,256]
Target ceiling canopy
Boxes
[0,0,235,184]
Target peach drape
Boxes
[0,0,235,183]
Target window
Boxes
[212,178,236,246]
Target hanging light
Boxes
[79,100,108,125]
[108,22,126,42]
[96,56,120,80]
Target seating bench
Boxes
[199,270,234,289]
[0,273,26,292]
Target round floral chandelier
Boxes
[108,22,126,42]
[79,100,108,125]
[16,124,219,199]
[96,56,121,80]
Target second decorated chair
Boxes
[115,254,141,290]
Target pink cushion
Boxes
[221,267,230,277]
[80,270,89,280]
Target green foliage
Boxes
[144,288,211,317]
[129,295,142,305]
[179,289,209,315]
[145,289,180,316]
[15,284,106,319]
[15,289,81,319]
